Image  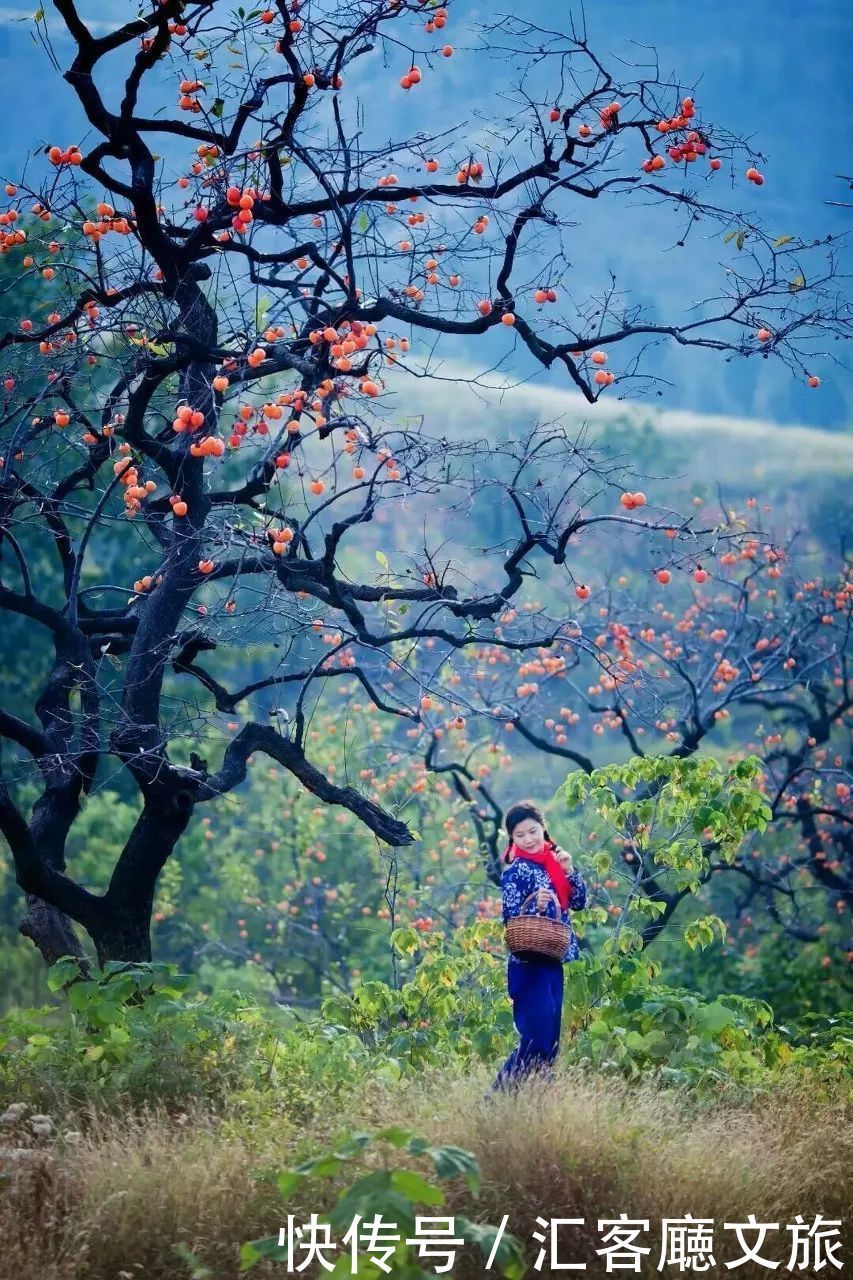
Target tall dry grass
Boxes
[1,1063,849,1280]
[393,1064,852,1278]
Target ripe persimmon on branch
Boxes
[0,0,847,967]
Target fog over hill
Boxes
[385,357,853,488]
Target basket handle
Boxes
[520,889,559,916]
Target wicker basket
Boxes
[505,891,570,961]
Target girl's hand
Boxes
[554,846,574,875]
[534,888,552,912]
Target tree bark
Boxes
[18,886,154,969]
[90,907,154,967]
[18,894,92,975]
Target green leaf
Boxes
[694,1001,737,1035]
[390,928,420,957]
[292,1153,344,1179]
[617,928,643,954]
[239,1237,289,1272]
[358,210,369,233]
[255,295,271,333]
[457,1217,526,1280]
[275,1171,305,1199]
[68,981,99,1012]
[772,235,793,248]
[327,1170,408,1229]
[427,1144,481,1194]
[735,230,746,251]
[376,550,389,568]
[46,957,83,991]
[336,1132,375,1156]
[722,230,738,244]
[788,273,805,293]
[211,98,225,119]
[373,1126,415,1149]
[92,1000,124,1026]
[645,1034,672,1061]
[389,1169,445,1206]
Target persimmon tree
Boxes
[0,0,846,967]
[416,533,851,952]
[150,732,495,1006]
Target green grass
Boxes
[1,1060,849,1280]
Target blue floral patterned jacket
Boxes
[502,857,587,964]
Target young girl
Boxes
[491,799,587,1092]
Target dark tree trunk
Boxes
[90,791,195,965]
[16,768,95,973]
[10,782,192,969]
[18,888,153,970]
[18,894,92,976]
[91,906,154,967]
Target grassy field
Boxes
[2,1061,849,1280]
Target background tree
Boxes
[417,530,851,941]
[0,0,847,970]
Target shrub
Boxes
[0,959,370,1119]
[239,1125,526,1278]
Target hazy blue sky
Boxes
[0,0,848,429]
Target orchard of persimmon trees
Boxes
[0,0,849,986]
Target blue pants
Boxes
[492,955,564,1091]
